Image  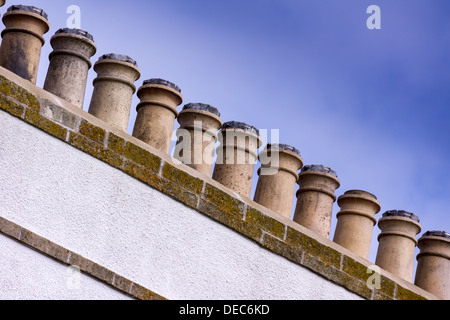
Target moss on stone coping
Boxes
[0,71,436,301]
[25,108,68,141]
[0,75,40,112]
[0,94,24,118]
[79,120,106,144]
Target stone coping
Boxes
[0,217,165,300]
[0,67,439,301]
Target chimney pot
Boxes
[132,78,183,154]
[88,53,141,132]
[375,210,422,282]
[414,230,450,299]
[0,4,50,84]
[293,164,340,238]
[212,121,262,198]
[174,103,223,177]
[43,28,96,108]
[333,190,381,259]
[254,143,304,219]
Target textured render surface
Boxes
[0,233,132,300]
[0,111,362,300]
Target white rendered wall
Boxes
[0,233,132,300]
[0,110,363,300]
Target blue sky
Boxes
[9,0,449,265]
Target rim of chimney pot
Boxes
[265,143,301,157]
[182,103,221,118]
[7,5,48,20]
[55,28,94,41]
[143,78,181,93]
[98,53,137,66]
[422,230,450,239]
[343,189,378,200]
[382,210,420,223]
[301,165,338,178]
[222,121,260,136]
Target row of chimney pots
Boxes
[0,4,448,300]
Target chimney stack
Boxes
[0,5,49,84]
[414,231,450,299]
[253,144,303,219]
[212,121,262,198]
[293,165,340,239]
[375,210,421,282]
[132,79,183,154]
[88,54,141,132]
[43,28,96,109]
[333,190,381,260]
[174,103,222,177]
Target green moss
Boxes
[246,206,286,240]
[396,285,428,300]
[69,132,123,169]
[285,227,341,267]
[203,184,245,217]
[123,160,160,188]
[262,234,303,265]
[198,199,262,243]
[161,162,204,194]
[0,94,24,117]
[122,142,161,174]
[108,133,126,155]
[24,108,68,141]
[341,256,369,280]
[79,120,106,144]
[0,75,40,112]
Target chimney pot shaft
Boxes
[132,79,183,154]
[174,103,223,177]
[212,121,262,198]
[44,28,96,108]
[333,190,381,259]
[0,4,50,83]
[375,211,422,282]
[88,53,141,132]
[415,230,450,299]
[293,165,340,238]
[254,143,304,219]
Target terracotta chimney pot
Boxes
[0,5,49,84]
